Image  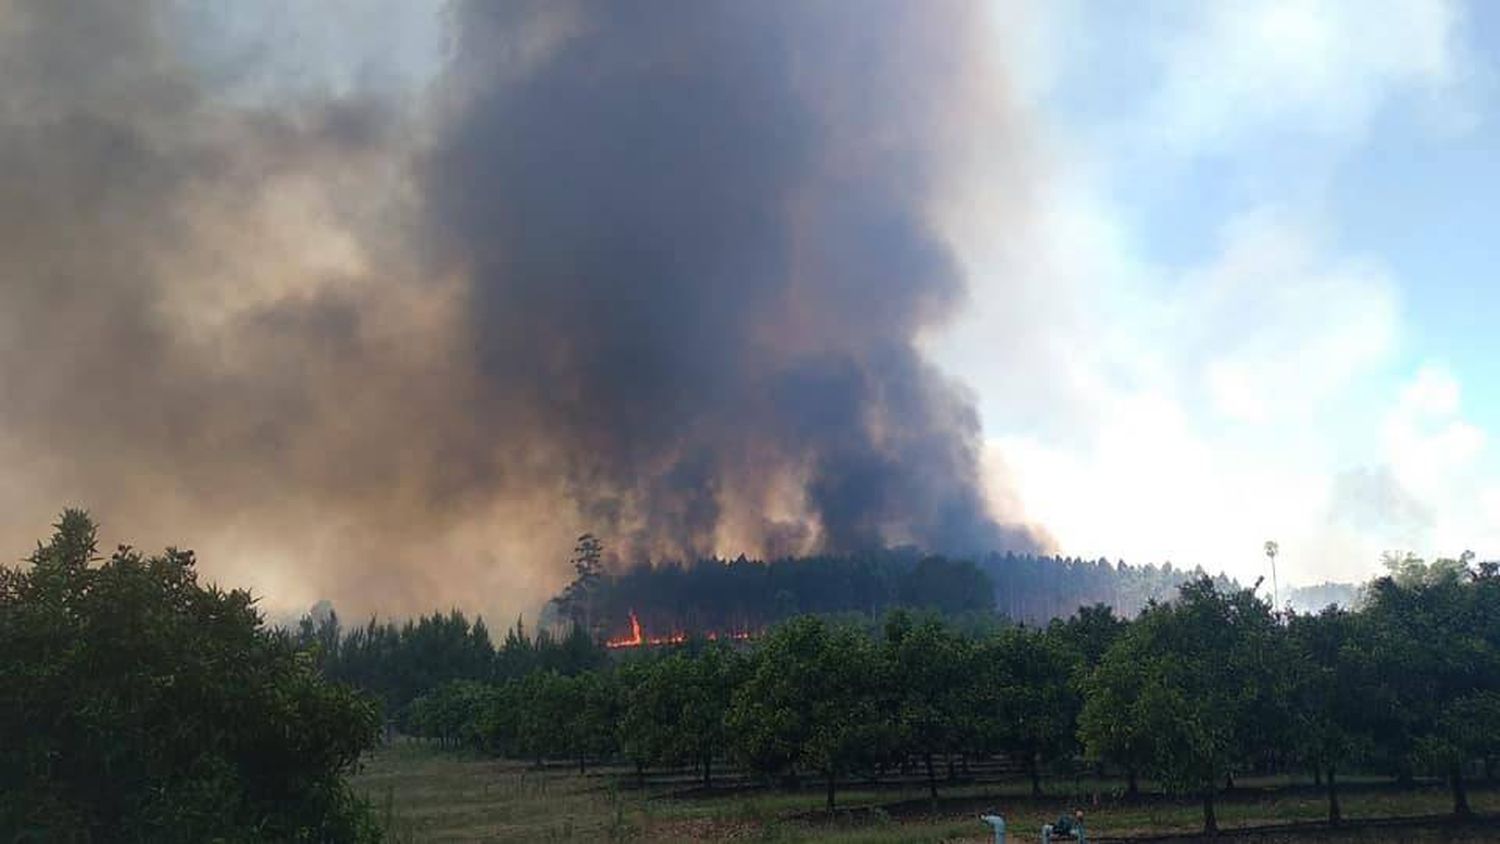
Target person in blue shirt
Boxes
[978,811,1006,843]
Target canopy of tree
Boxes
[0,511,381,841]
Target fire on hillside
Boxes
[604,610,757,650]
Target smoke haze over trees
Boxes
[0,0,1045,622]
[549,548,1240,638]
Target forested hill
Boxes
[979,552,1238,622]
[555,548,1240,639]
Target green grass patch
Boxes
[353,742,1500,842]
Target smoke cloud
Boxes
[0,0,1046,620]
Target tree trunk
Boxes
[1202,789,1218,835]
[1327,766,1341,826]
[636,761,645,788]
[703,752,712,788]
[1224,770,1234,791]
[826,771,837,812]
[1451,763,1472,817]
[1313,764,1322,787]
[925,752,938,801]
[947,753,957,782]
[1396,761,1415,789]
[1126,765,1140,800]
[1029,752,1043,797]
[578,754,586,775]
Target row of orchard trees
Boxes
[295,607,605,716]
[405,555,1500,835]
[1098,556,1500,832]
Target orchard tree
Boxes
[0,510,380,840]
[616,657,673,777]
[1085,578,1284,834]
[729,617,890,810]
[676,645,741,787]
[569,671,621,773]
[1079,635,1153,799]
[618,646,740,787]
[515,671,571,766]
[1286,607,1375,824]
[974,626,1079,797]
[1051,603,1126,671]
[1363,557,1500,816]
[883,611,973,799]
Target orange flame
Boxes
[604,610,758,649]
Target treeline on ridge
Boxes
[289,546,1240,721]
[298,609,606,717]
[551,545,1242,638]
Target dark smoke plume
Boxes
[429,0,1045,560]
[0,0,1046,620]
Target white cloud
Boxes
[1171,211,1400,426]
[1311,363,1498,573]
[967,207,1401,584]
[1148,0,1477,151]
[945,0,1496,589]
[1381,365,1487,523]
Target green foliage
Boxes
[974,626,1080,796]
[618,645,742,784]
[1049,603,1126,671]
[882,611,972,798]
[728,617,892,809]
[1078,625,1152,797]
[308,553,1500,836]
[0,510,381,841]
[401,680,499,748]
[898,557,994,614]
[1283,606,1376,822]
[1359,557,1500,814]
[1081,578,1288,832]
[299,606,606,720]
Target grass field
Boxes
[352,741,1500,842]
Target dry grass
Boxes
[353,741,637,842]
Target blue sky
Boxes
[930,0,1500,587]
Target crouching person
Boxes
[1042,809,1086,843]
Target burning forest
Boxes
[603,611,756,650]
[10,0,1500,840]
[0,0,1048,625]
[553,544,1238,644]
